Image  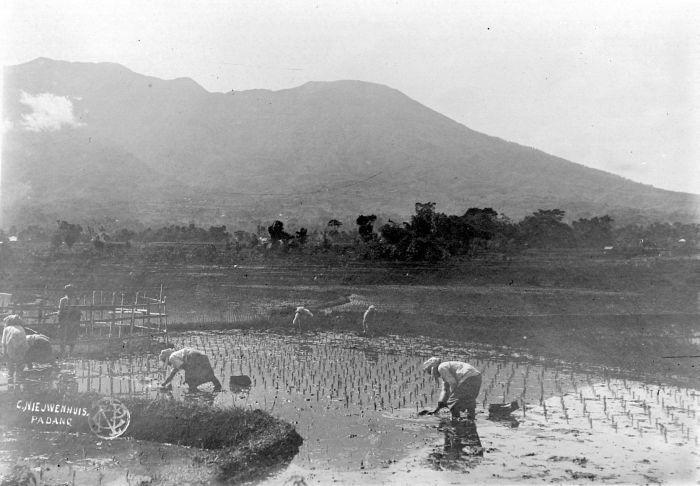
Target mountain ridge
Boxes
[2,57,698,228]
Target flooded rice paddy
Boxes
[4,329,697,484]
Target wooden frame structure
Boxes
[1,287,167,340]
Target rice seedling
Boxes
[24,327,694,471]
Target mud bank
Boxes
[0,389,302,484]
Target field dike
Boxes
[0,388,303,483]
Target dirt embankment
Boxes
[0,389,303,484]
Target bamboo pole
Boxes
[91,291,96,336]
[130,292,138,335]
[145,292,151,330]
[163,297,168,341]
[158,284,164,331]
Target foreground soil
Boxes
[268,412,698,485]
[0,388,302,485]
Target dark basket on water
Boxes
[488,400,519,417]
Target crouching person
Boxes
[159,347,222,391]
[25,334,54,369]
[2,315,29,383]
[422,357,482,420]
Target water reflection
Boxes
[428,418,483,471]
[18,365,69,395]
[21,365,57,384]
[56,371,79,395]
[182,389,218,406]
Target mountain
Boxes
[2,57,698,229]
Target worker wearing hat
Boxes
[362,305,376,335]
[421,357,482,420]
[159,347,222,391]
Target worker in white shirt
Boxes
[421,357,482,420]
[2,314,29,383]
[159,347,222,391]
[293,306,313,332]
[362,305,375,335]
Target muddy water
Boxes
[11,329,697,484]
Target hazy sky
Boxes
[2,0,698,194]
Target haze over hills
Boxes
[2,57,698,229]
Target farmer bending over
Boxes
[2,314,29,383]
[293,306,313,332]
[421,357,482,420]
[362,305,376,335]
[25,334,54,369]
[159,347,222,391]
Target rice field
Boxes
[11,328,697,483]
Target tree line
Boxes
[1,202,697,262]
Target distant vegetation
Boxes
[1,203,697,264]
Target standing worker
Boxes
[420,357,482,420]
[57,284,81,356]
[1,314,29,384]
[362,305,376,335]
[293,306,313,332]
[159,347,222,391]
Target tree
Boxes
[52,220,83,249]
[295,227,308,245]
[411,202,436,238]
[356,214,377,242]
[518,209,575,247]
[327,219,343,237]
[379,221,410,246]
[378,221,412,260]
[268,220,292,244]
[572,215,614,247]
[377,203,454,261]
[463,208,499,239]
